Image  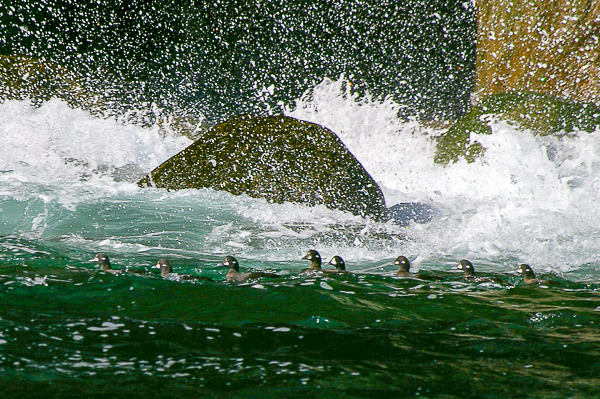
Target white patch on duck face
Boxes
[330,258,337,265]
[455,263,463,269]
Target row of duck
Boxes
[90,249,548,285]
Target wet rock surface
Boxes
[139,115,387,221]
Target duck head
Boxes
[154,259,173,276]
[394,256,410,273]
[328,255,346,271]
[455,259,475,277]
[90,253,112,271]
[219,256,240,272]
[303,250,322,269]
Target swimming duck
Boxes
[301,249,324,274]
[393,256,437,280]
[394,256,411,277]
[326,256,348,274]
[302,250,322,270]
[516,264,557,285]
[455,259,501,283]
[219,256,279,282]
[89,253,146,274]
[154,259,214,282]
[89,253,120,274]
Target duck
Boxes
[325,256,349,274]
[154,259,214,282]
[301,249,324,274]
[393,256,437,280]
[516,264,557,285]
[89,253,120,274]
[219,256,279,282]
[394,256,411,277]
[89,253,146,274]
[454,259,502,283]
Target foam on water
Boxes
[2,81,600,271]
[0,99,191,210]
[0,99,190,186]
[286,77,600,270]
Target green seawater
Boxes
[1,190,600,398]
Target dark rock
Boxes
[138,115,387,221]
[0,54,104,113]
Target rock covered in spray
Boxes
[0,54,103,113]
[475,0,600,105]
[434,0,600,166]
[138,115,387,221]
[435,92,600,166]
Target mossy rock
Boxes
[138,115,387,221]
[434,92,600,165]
[0,54,104,113]
[480,92,600,135]
[433,110,489,165]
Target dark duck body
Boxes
[154,259,213,282]
[516,264,557,285]
[455,259,502,283]
[219,256,279,282]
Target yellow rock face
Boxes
[475,0,600,105]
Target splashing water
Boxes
[286,77,600,271]
[2,84,600,271]
[1,84,600,398]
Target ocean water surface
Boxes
[2,91,600,398]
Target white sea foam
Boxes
[285,77,600,270]
[0,99,190,185]
[1,84,600,271]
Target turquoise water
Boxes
[1,181,600,397]
[3,1,600,397]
